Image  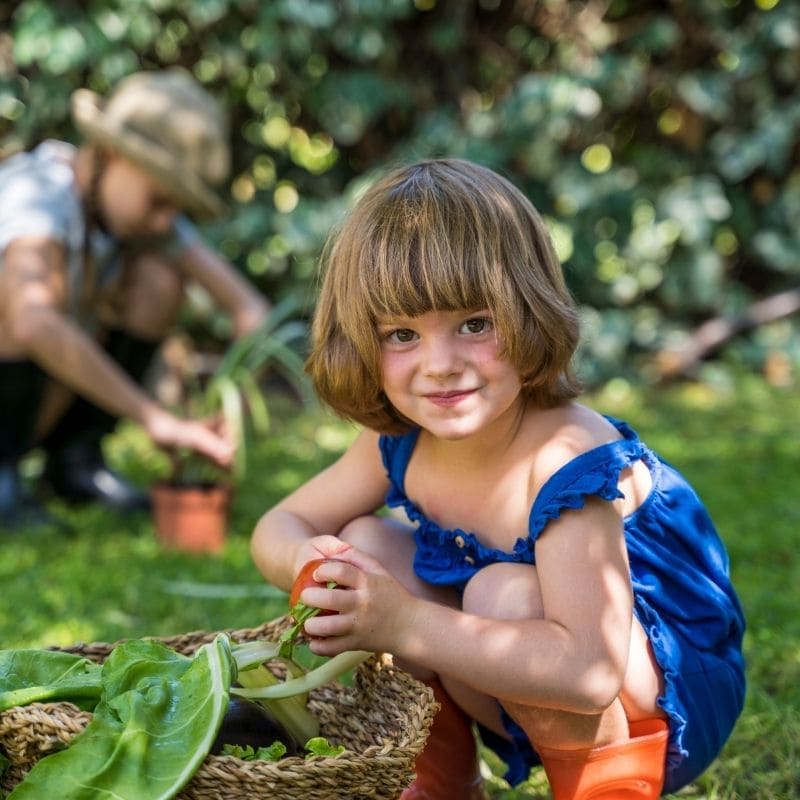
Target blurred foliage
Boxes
[2,0,799,386]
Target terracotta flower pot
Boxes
[151,481,233,554]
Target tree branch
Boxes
[653,286,800,380]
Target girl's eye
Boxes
[384,328,417,344]
[461,317,493,335]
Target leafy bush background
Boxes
[2,0,798,386]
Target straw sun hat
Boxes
[71,68,230,218]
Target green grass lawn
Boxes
[1,375,797,799]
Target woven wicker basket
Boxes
[0,617,437,800]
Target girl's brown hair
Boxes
[307,158,582,433]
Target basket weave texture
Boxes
[0,617,437,800]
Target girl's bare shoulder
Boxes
[525,402,621,494]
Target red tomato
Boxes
[289,558,338,617]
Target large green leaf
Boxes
[0,650,102,712]
[8,636,235,800]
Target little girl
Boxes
[251,159,746,799]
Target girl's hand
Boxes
[293,548,414,657]
[292,535,356,580]
[290,558,338,612]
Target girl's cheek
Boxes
[380,350,412,377]
[474,338,504,359]
[478,346,514,373]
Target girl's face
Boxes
[97,154,181,239]
[377,309,524,441]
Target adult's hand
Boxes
[143,406,235,468]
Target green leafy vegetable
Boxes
[232,650,371,701]
[1,609,368,799]
[234,660,319,745]
[278,602,322,661]
[0,650,102,712]
[218,738,345,762]
[220,742,287,761]
[262,741,288,761]
[6,636,234,800]
[304,737,346,758]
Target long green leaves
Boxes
[232,650,370,700]
[7,636,235,800]
[173,296,311,484]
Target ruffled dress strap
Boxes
[380,428,422,518]
[527,416,653,543]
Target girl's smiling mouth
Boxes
[424,389,476,407]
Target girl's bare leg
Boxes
[339,515,487,799]
[455,562,665,749]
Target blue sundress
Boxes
[379,416,746,794]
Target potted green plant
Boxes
[151,299,311,553]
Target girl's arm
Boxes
[174,240,269,337]
[250,429,390,593]
[301,495,633,715]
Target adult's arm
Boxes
[174,239,269,338]
[0,236,234,466]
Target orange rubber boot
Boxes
[401,677,488,800]
[536,718,669,800]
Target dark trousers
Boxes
[37,329,160,454]
[0,360,48,462]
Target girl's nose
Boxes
[421,337,462,377]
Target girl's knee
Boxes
[338,515,419,566]
[462,561,544,620]
[340,514,406,549]
[340,515,456,605]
